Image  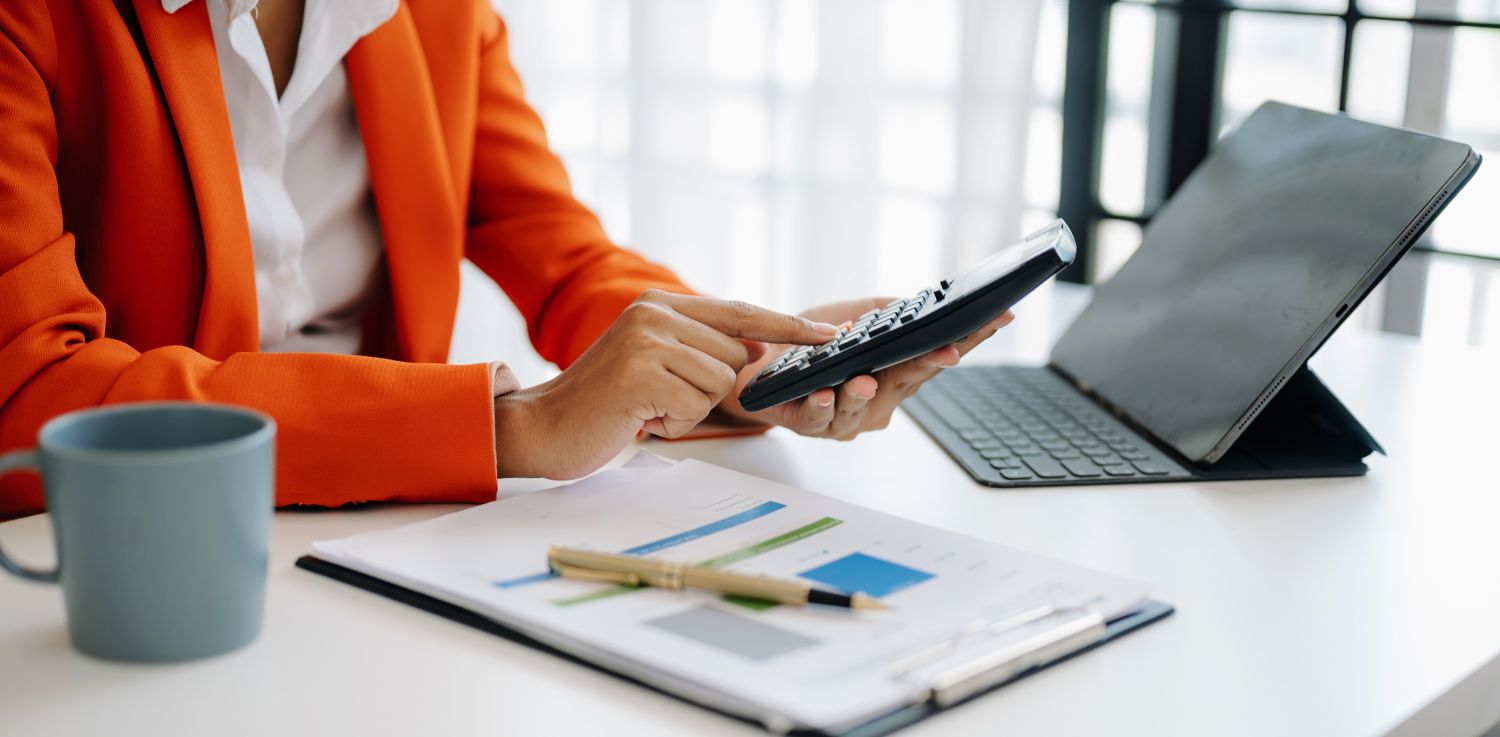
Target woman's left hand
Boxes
[716,297,1014,440]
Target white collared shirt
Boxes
[164,0,398,354]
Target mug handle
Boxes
[0,450,60,583]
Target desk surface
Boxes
[2,284,1498,737]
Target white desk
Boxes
[3,284,1498,737]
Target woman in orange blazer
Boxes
[0,0,1011,520]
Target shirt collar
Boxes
[163,0,260,20]
[163,0,399,34]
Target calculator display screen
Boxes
[949,222,1069,300]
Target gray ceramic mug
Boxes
[0,402,275,662]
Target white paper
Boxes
[312,458,1150,731]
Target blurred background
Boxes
[454,0,1500,381]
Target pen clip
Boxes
[550,562,642,587]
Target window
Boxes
[1059,0,1500,346]
[491,0,1059,314]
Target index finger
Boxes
[658,293,839,345]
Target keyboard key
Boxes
[1131,460,1172,475]
[1048,448,1081,459]
[867,320,894,337]
[1101,464,1136,476]
[1021,455,1068,479]
[988,458,1021,469]
[958,429,989,440]
[978,448,1013,460]
[1121,450,1149,461]
[998,468,1034,480]
[1090,454,1123,466]
[969,438,1003,449]
[922,394,979,431]
[1061,459,1102,477]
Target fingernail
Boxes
[928,356,958,369]
[813,395,833,407]
[811,321,840,337]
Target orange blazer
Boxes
[0,1,693,518]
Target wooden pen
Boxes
[547,546,888,611]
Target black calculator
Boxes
[737,219,1076,412]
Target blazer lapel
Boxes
[345,3,463,364]
[131,0,259,359]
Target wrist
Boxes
[493,387,543,478]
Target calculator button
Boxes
[762,362,797,379]
[866,321,893,337]
[810,345,838,362]
[899,311,918,323]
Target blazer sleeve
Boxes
[463,11,695,368]
[0,16,499,519]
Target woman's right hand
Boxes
[492,289,838,480]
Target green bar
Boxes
[695,517,843,569]
[554,583,640,607]
[722,595,780,612]
[551,517,843,607]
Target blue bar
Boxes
[494,571,559,589]
[492,500,786,589]
[622,501,785,555]
[798,552,934,598]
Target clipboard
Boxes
[297,554,1174,736]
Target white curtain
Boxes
[455,0,1049,378]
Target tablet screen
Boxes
[1049,103,1476,463]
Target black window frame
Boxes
[1057,0,1500,285]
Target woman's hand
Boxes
[717,297,1014,440]
[492,290,837,479]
